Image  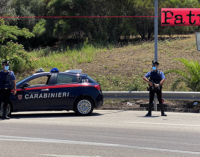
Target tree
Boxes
[0,19,35,72]
[0,0,11,14]
[47,0,135,43]
[130,0,154,40]
[5,0,51,48]
[164,58,200,91]
[9,0,47,30]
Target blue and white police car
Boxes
[1,68,103,117]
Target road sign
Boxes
[195,32,200,51]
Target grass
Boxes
[30,41,101,72]
[14,34,199,91]
[114,65,119,68]
[91,73,146,91]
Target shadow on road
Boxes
[99,110,126,115]
[137,116,159,118]
[9,112,102,119]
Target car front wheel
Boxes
[74,97,94,115]
[0,103,12,117]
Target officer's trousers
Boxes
[0,89,11,117]
[149,89,162,104]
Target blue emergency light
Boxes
[50,68,59,73]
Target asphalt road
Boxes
[1,110,200,157]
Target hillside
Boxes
[16,34,198,92]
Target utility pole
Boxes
[154,0,158,111]
[154,0,158,61]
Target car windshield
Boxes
[16,75,33,86]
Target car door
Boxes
[14,74,53,111]
[49,74,80,110]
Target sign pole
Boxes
[196,32,200,51]
[154,0,158,111]
[154,0,158,61]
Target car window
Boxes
[86,76,96,83]
[28,76,50,87]
[17,75,33,86]
[56,74,78,84]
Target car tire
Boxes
[74,97,94,116]
[0,102,12,117]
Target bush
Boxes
[0,41,35,72]
[164,58,200,91]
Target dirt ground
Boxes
[98,99,200,113]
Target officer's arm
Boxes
[143,76,153,86]
[160,79,165,85]
[160,72,165,85]
[143,72,152,85]
[143,72,150,83]
[13,80,16,91]
[143,76,150,84]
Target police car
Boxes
[1,68,103,117]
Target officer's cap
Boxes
[152,60,159,65]
[2,60,9,65]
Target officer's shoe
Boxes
[145,112,151,116]
[161,112,167,116]
[2,116,10,120]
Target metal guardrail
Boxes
[102,91,200,111]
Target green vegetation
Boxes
[0,19,35,72]
[1,0,200,92]
[165,58,200,91]
[91,74,146,91]
[1,0,200,49]
[9,34,195,92]
[7,34,199,92]
[30,41,101,71]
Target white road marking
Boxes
[40,118,56,119]
[126,122,200,127]
[0,135,200,155]
[41,155,100,157]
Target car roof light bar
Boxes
[50,68,59,73]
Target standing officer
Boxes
[0,60,16,119]
[143,60,167,116]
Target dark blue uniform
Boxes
[0,70,16,119]
[145,70,164,103]
[144,69,166,116]
[144,70,165,83]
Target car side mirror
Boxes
[78,77,81,82]
[22,82,30,88]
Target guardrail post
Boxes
[153,99,157,111]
